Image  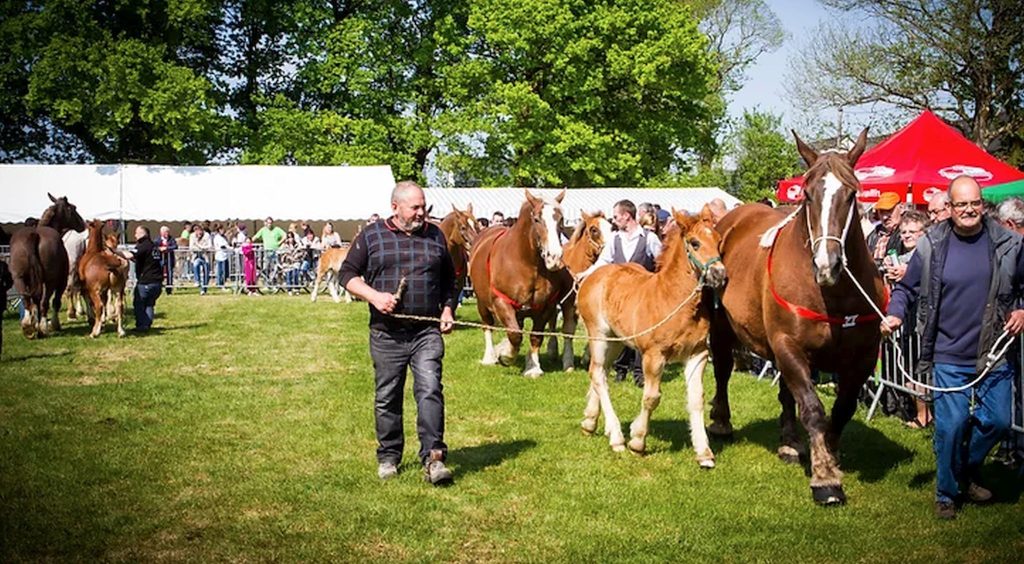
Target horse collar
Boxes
[486,229,559,313]
[765,232,887,328]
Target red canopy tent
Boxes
[776,110,1024,205]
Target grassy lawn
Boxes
[1,292,1022,562]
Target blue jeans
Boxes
[216,259,229,287]
[193,258,209,293]
[285,268,300,288]
[369,326,447,465]
[133,282,161,330]
[932,362,1013,503]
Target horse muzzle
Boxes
[813,260,842,287]
[543,252,565,271]
[704,263,727,290]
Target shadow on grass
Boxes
[451,439,536,476]
[2,349,73,362]
[734,417,915,483]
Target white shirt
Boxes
[580,226,662,278]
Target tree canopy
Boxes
[1,0,789,186]
[786,0,1024,166]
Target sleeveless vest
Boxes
[612,231,655,272]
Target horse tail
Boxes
[22,231,46,300]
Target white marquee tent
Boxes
[1,164,397,223]
[2,164,740,225]
[424,187,741,224]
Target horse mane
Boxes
[569,218,587,243]
[85,221,105,254]
[655,214,696,276]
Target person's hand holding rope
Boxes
[880,315,902,337]
[1003,309,1024,336]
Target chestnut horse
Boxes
[708,129,886,505]
[310,246,353,303]
[78,220,129,338]
[9,194,85,338]
[546,210,614,362]
[1,260,13,357]
[438,204,479,301]
[577,206,726,466]
[468,189,572,376]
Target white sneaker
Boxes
[377,462,399,480]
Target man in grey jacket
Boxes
[883,175,1024,520]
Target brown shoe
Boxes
[423,450,453,486]
[935,501,956,520]
[967,482,993,503]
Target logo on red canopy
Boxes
[938,165,993,181]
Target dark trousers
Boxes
[369,326,447,465]
[133,282,161,330]
[614,347,643,376]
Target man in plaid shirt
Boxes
[340,180,457,486]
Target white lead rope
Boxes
[843,261,1014,394]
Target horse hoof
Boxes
[707,421,734,438]
[581,419,597,435]
[627,438,646,454]
[480,355,498,366]
[498,355,516,367]
[522,368,543,378]
[611,442,627,453]
[777,446,801,465]
[811,485,846,506]
[698,458,716,469]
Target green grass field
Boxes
[1,292,1022,562]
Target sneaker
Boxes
[377,461,398,481]
[423,450,453,486]
[614,368,627,383]
[966,482,993,503]
[935,500,957,520]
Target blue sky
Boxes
[727,0,828,126]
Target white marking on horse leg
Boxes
[595,370,625,451]
[523,342,543,378]
[310,272,320,302]
[581,339,608,434]
[808,432,843,487]
[481,328,498,365]
[330,272,342,303]
[628,352,662,454]
[496,336,516,365]
[115,292,125,338]
[683,350,715,468]
[814,172,842,271]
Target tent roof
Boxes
[1,164,396,223]
[423,187,741,224]
[982,179,1024,204]
[777,110,1024,205]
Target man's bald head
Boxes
[949,175,981,201]
[708,198,728,223]
[391,180,424,204]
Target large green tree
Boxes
[786,0,1024,166]
[731,108,800,202]
[1,0,227,164]
[434,0,719,187]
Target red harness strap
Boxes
[766,234,888,328]
[486,229,560,313]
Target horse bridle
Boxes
[686,246,721,286]
[804,195,857,268]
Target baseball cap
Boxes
[873,192,902,211]
[656,209,670,223]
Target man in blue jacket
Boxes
[882,175,1024,520]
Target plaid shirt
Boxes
[340,218,456,331]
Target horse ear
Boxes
[451,204,458,214]
[671,207,693,230]
[699,204,716,226]
[525,189,538,206]
[466,202,473,215]
[580,209,591,221]
[847,127,869,166]
[427,204,434,216]
[48,192,57,203]
[555,188,566,204]
[793,130,818,168]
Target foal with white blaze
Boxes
[577,206,726,466]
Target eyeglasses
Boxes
[899,228,923,236]
[948,199,983,211]
[927,209,943,217]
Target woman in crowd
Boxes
[189,224,214,295]
[277,231,304,295]
[321,222,342,247]
[212,223,232,291]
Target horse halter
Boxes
[804,195,856,268]
[686,246,721,286]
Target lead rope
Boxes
[842,257,1013,395]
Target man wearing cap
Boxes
[867,191,905,266]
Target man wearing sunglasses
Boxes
[882,175,1024,520]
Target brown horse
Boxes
[438,204,479,301]
[78,220,129,338]
[310,246,352,303]
[545,210,615,365]
[708,129,886,505]
[468,189,572,376]
[9,194,86,338]
[577,206,726,466]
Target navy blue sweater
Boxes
[889,227,1024,365]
